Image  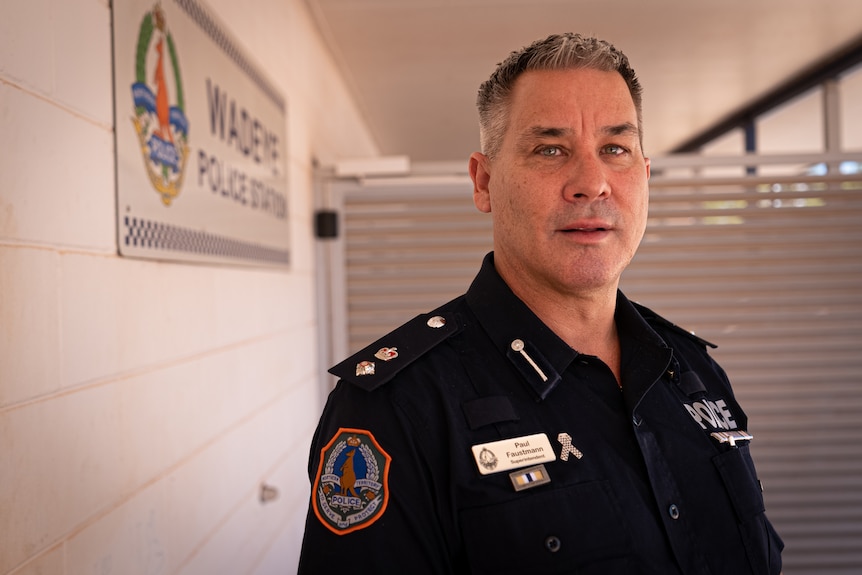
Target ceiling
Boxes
[305,0,862,165]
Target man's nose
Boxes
[563,154,611,201]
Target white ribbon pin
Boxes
[557,432,583,461]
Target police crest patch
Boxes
[312,428,392,535]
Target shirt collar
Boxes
[465,252,672,402]
[465,253,579,400]
[615,292,675,409]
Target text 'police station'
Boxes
[197,78,286,220]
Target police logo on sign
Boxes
[130,4,190,206]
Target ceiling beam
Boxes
[671,34,862,154]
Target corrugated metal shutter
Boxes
[339,183,493,352]
[334,155,862,574]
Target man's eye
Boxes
[603,144,628,155]
[539,146,562,157]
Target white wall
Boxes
[0,1,377,573]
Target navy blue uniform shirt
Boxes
[299,253,783,574]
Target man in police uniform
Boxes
[298,33,784,574]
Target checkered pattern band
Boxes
[172,0,285,112]
[124,216,289,265]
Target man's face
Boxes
[470,67,650,300]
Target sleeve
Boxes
[297,379,458,574]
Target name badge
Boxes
[471,433,556,475]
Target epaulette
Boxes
[328,311,462,391]
[632,302,717,349]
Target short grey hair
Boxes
[476,33,643,159]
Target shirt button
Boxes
[668,504,680,520]
[544,535,562,553]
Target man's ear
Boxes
[469,152,492,213]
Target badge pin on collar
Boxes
[557,432,583,461]
[511,339,548,382]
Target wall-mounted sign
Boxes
[113,0,289,267]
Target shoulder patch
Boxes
[311,428,391,535]
[632,302,717,349]
[329,312,461,391]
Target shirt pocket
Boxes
[458,480,634,575]
[713,445,784,574]
[712,444,765,522]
